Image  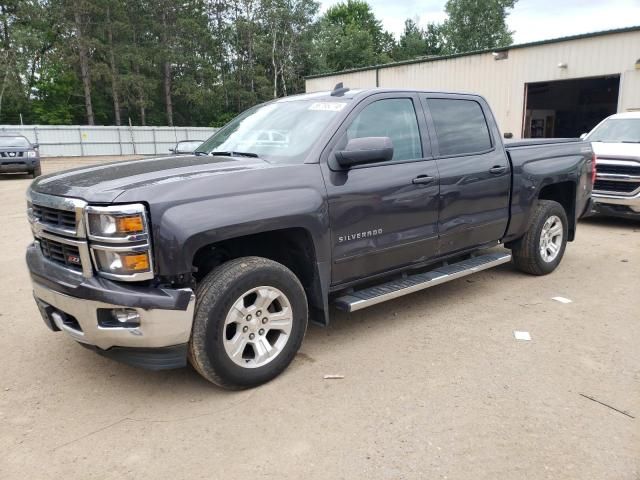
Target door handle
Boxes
[489,165,507,175]
[412,175,435,185]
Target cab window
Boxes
[346,98,423,162]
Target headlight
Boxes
[86,204,148,241]
[85,204,154,281]
[26,150,37,158]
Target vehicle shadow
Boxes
[580,215,640,228]
[75,264,516,398]
[0,173,33,180]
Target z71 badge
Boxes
[338,229,382,243]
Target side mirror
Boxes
[335,137,393,168]
[579,133,587,140]
[32,143,39,149]
[169,148,175,153]
[503,132,513,139]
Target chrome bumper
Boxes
[32,281,195,350]
[592,192,640,212]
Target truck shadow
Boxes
[580,216,640,228]
[49,263,520,406]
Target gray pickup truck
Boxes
[26,86,594,388]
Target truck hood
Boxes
[591,142,640,161]
[30,155,271,203]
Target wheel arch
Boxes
[537,181,577,240]
[191,227,330,326]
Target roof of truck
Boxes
[276,87,481,102]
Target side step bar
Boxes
[334,251,512,312]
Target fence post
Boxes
[129,118,137,155]
[117,127,123,155]
[152,127,157,155]
[78,127,85,156]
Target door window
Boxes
[427,99,492,156]
[346,99,423,162]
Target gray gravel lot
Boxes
[1,157,639,479]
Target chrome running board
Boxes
[334,251,512,312]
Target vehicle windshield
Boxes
[587,118,640,143]
[0,136,30,148]
[196,99,349,163]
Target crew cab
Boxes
[582,112,640,219]
[25,86,594,388]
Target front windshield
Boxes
[196,99,349,163]
[0,136,30,148]
[588,118,640,143]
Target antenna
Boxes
[331,82,350,97]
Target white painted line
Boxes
[552,296,573,304]
[514,331,532,341]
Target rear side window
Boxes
[346,98,423,161]
[427,99,492,156]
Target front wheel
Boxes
[189,256,308,389]
[32,165,42,178]
[511,200,568,275]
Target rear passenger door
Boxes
[422,95,511,254]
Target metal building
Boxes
[305,26,640,139]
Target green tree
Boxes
[440,0,517,54]
[314,0,394,73]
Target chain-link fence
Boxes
[0,125,219,157]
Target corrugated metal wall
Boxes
[0,125,218,157]
[306,29,640,137]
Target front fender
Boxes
[153,187,331,276]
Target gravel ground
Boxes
[1,157,639,479]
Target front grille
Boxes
[0,151,24,158]
[32,204,77,231]
[39,237,83,271]
[597,164,640,176]
[594,180,640,194]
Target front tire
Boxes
[32,165,41,178]
[511,200,568,275]
[189,256,308,389]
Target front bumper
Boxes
[0,161,35,173]
[592,193,640,218]
[27,243,195,369]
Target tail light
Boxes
[591,153,597,186]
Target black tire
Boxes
[32,165,41,178]
[511,200,568,275]
[188,256,308,389]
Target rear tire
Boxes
[511,200,568,275]
[188,256,308,389]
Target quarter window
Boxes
[346,99,423,162]
[428,99,492,156]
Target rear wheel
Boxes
[511,200,568,275]
[189,256,308,389]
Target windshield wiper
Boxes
[621,141,640,143]
[210,150,259,158]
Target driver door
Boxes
[321,93,440,286]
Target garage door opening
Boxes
[523,75,620,138]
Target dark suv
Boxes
[0,134,41,177]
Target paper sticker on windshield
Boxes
[308,102,347,112]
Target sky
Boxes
[318,0,640,44]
